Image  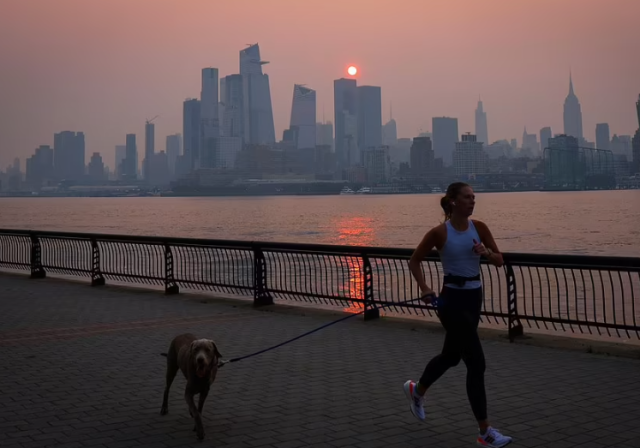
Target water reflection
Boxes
[334,216,375,246]
[343,256,364,314]
[334,216,375,314]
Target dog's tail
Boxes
[160,353,168,357]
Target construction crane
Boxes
[145,115,159,125]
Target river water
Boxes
[0,190,639,256]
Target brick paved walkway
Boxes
[1,273,639,448]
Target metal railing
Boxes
[0,229,639,341]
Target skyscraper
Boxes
[221,74,244,138]
[631,133,640,175]
[148,151,170,186]
[432,117,459,166]
[200,68,220,169]
[410,136,434,177]
[289,84,317,149]
[453,134,487,176]
[475,100,489,144]
[88,153,106,182]
[595,123,610,150]
[382,120,397,147]
[522,128,539,156]
[144,120,155,181]
[26,145,54,189]
[334,78,358,168]
[219,77,226,137]
[201,68,220,138]
[316,121,334,149]
[240,44,275,145]
[115,145,126,178]
[361,146,391,184]
[357,85,382,151]
[165,134,181,176]
[183,98,201,170]
[563,74,584,139]
[53,131,85,181]
[540,127,552,151]
[632,94,640,174]
[123,133,137,180]
[240,43,263,75]
[382,104,398,147]
[611,134,632,157]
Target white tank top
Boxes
[438,220,482,290]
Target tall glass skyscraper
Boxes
[563,74,583,140]
[334,78,358,168]
[475,100,488,145]
[289,84,316,149]
[240,44,275,145]
[432,117,459,166]
[357,85,382,152]
[182,98,201,170]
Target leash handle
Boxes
[420,291,441,308]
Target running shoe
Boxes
[477,427,512,447]
[402,380,425,422]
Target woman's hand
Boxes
[420,289,437,304]
[472,221,504,267]
[472,239,489,256]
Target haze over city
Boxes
[2,4,640,446]
[1,0,639,170]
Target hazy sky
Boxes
[1,0,639,169]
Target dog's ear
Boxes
[209,340,222,359]
[188,340,197,362]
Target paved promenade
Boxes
[1,273,639,448]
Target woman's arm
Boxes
[472,220,504,267]
[409,226,443,296]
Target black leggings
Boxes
[418,286,487,422]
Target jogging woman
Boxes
[403,182,512,448]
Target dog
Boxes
[160,333,222,441]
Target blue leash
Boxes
[218,295,439,368]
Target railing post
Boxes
[253,245,273,307]
[91,238,105,286]
[362,254,379,321]
[29,233,46,279]
[505,262,523,342]
[164,243,179,295]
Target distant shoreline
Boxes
[2,186,635,199]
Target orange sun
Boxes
[347,65,358,76]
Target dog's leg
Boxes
[198,386,210,414]
[185,390,204,441]
[160,359,179,415]
[192,388,210,432]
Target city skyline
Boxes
[6,63,637,172]
[14,71,637,180]
[1,0,639,168]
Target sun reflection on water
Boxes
[333,216,376,314]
